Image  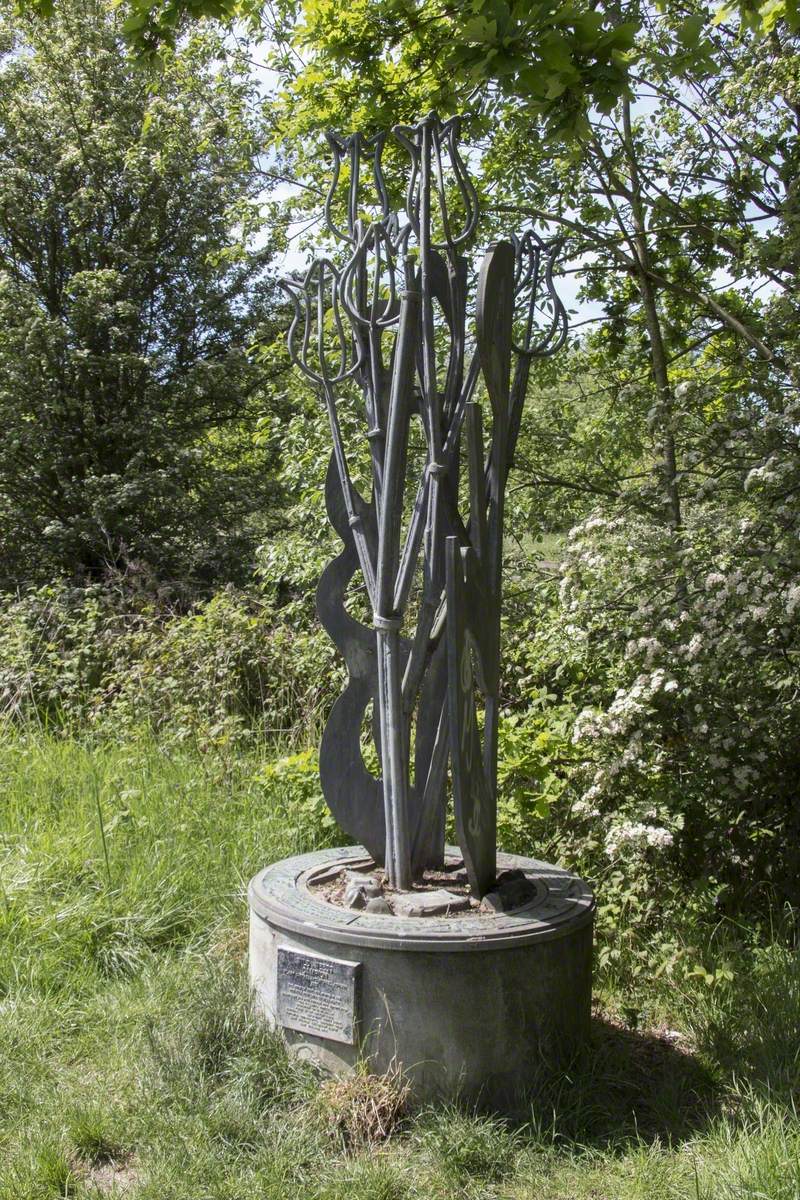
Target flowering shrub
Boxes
[556,475,800,907]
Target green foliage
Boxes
[496,691,578,846]
[254,749,341,847]
[686,930,800,1095]
[0,581,337,744]
[557,486,800,909]
[0,0,287,589]
[723,0,800,34]
[280,0,640,140]
[20,0,796,138]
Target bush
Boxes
[558,499,800,910]
[0,582,338,746]
[493,493,800,957]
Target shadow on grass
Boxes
[509,1012,721,1149]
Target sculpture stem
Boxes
[376,624,412,889]
[374,283,419,889]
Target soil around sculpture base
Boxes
[310,853,543,917]
[249,845,595,1112]
[312,862,471,907]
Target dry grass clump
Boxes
[313,1064,410,1151]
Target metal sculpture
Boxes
[282,113,567,895]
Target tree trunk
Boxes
[622,98,682,534]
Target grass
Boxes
[1,731,799,1199]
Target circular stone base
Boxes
[248,846,594,1113]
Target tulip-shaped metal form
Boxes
[282,114,567,893]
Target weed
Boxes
[66,1104,125,1166]
[312,1064,411,1151]
[31,1145,80,1198]
[413,1107,521,1182]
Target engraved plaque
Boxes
[277,946,360,1044]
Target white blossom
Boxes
[605,822,674,857]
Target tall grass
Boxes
[0,729,330,998]
[1,729,798,1199]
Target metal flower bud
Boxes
[512,230,569,359]
[281,257,361,386]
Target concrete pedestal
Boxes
[248,846,594,1113]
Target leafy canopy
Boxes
[14,0,799,140]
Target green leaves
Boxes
[539,30,574,72]
[716,0,800,33]
[677,12,705,46]
[496,692,578,844]
[0,1,286,588]
[462,14,497,43]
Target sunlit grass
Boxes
[0,729,798,1199]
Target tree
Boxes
[0,0,286,590]
[23,0,800,103]
[258,0,797,516]
[249,0,800,905]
